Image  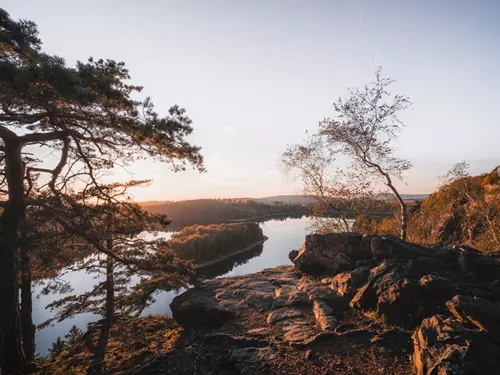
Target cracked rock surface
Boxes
[142,234,500,375]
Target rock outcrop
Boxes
[290,232,373,273]
[151,233,500,375]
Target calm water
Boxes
[33,216,311,355]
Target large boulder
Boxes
[446,295,500,344]
[170,287,235,329]
[349,261,457,328]
[292,232,373,273]
[413,314,500,374]
[329,268,371,299]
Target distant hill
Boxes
[251,194,429,205]
[249,195,317,205]
[140,194,429,207]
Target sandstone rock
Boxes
[245,290,274,308]
[419,274,455,296]
[413,315,500,375]
[405,257,448,279]
[170,288,234,329]
[330,268,371,298]
[247,328,271,337]
[289,249,299,262]
[349,260,397,311]
[266,308,304,324]
[215,289,247,310]
[292,232,372,273]
[349,259,458,328]
[446,295,500,344]
[272,285,308,307]
[312,300,337,331]
[230,347,276,375]
[377,278,426,327]
[307,284,340,303]
[282,320,317,342]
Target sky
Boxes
[4,0,500,201]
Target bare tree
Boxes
[281,134,378,233]
[318,68,412,240]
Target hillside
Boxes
[408,167,500,251]
[357,167,500,251]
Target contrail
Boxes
[372,50,379,70]
[358,0,365,31]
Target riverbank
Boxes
[227,212,305,222]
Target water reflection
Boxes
[195,243,264,280]
[34,216,311,355]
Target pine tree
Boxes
[0,8,203,372]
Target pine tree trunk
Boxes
[0,141,27,374]
[20,233,35,363]
[88,216,114,375]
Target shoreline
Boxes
[195,236,269,269]
[227,212,305,222]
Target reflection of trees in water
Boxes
[257,213,305,223]
[195,244,264,280]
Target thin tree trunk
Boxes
[398,198,407,241]
[88,212,114,375]
[362,157,408,240]
[0,140,27,374]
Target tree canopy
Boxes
[0,8,204,373]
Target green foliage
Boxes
[40,182,195,328]
[0,7,204,370]
[169,222,266,264]
[64,326,83,346]
[48,337,65,359]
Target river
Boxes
[33,216,312,355]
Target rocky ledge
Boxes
[141,233,500,375]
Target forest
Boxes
[142,198,308,229]
[168,222,267,266]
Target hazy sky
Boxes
[4,1,500,201]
